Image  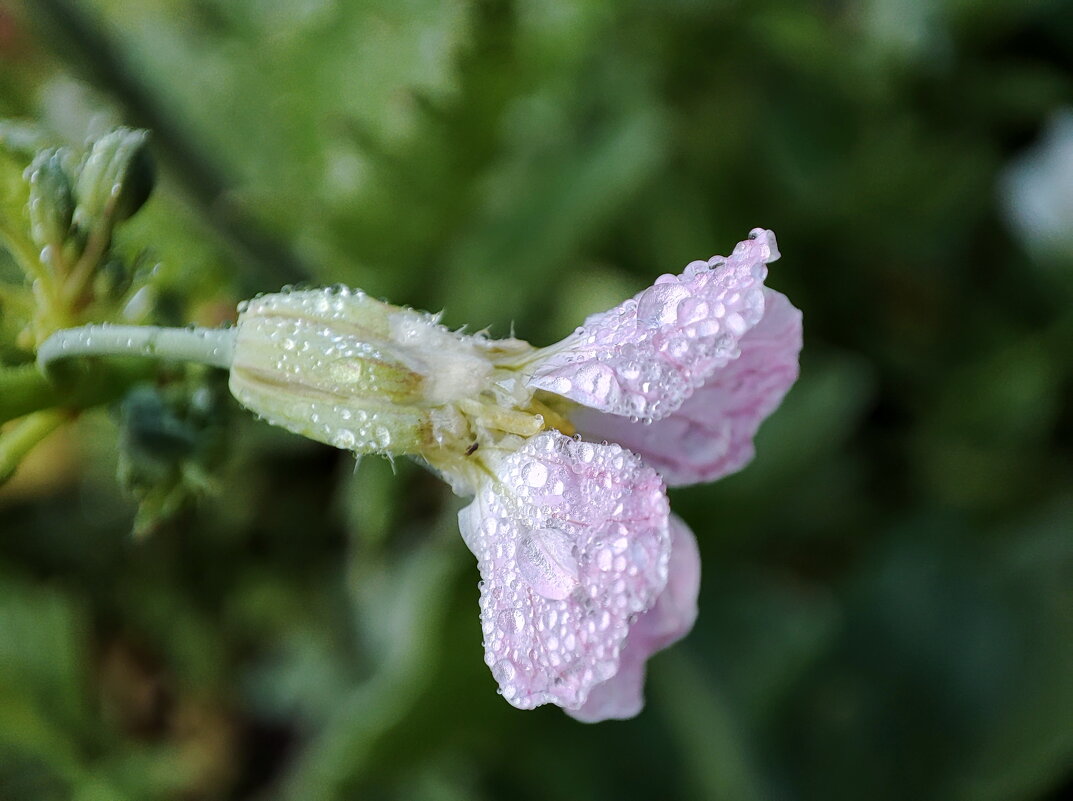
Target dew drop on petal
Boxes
[597,548,613,571]
[575,363,615,401]
[494,658,517,684]
[637,282,692,325]
[521,461,549,488]
[517,527,579,601]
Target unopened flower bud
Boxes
[74,128,154,228]
[228,287,508,457]
[26,147,74,249]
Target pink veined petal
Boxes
[565,630,648,723]
[570,289,802,487]
[567,515,700,722]
[528,229,781,422]
[457,431,671,712]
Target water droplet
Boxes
[520,461,548,488]
[333,429,356,449]
[725,312,747,336]
[550,376,572,394]
[493,659,517,683]
[597,548,613,571]
[574,363,614,400]
[517,527,579,601]
[498,608,525,635]
[637,281,691,326]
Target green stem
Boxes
[0,225,63,310]
[37,324,237,373]
[0,324,235,426]
[0,363,61,423]
[0,360,154,425]
[62,225,111,307]
[0,409,67,484]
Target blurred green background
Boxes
[1,0,1071,799]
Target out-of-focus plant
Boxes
[1,125,153,346]
[0,125,226,531]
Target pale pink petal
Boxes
[457,431,671,712]
[570,289,802,486]
[528,229,781,422]
[568,515,700,722]
[565,631,648,723]
[632,514,701,652]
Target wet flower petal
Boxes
[458,431,671,712]
[570,289,802,486]
[568,515,700,722]
[528,229,781,422]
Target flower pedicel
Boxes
[38,229,802,722]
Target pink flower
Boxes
[457,229,801,721]
[42,228,800,722]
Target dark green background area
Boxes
[1,1,1071,799]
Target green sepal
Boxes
[27,148,75,250]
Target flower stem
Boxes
[0,409,68,485]
[0,225,64,312]
[0,360,154,425]
[37,324,238,373]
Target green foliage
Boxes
[0,0,1071,799]
[116,371,230,537]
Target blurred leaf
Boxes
[0,575,89,735]
[653,649,768,801]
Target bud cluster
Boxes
[10,125,157,344]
